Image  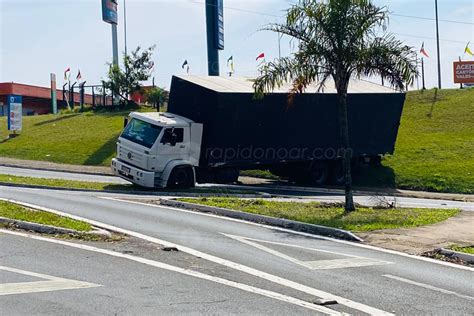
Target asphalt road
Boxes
[1,165,473,211]
[1,185,473,315]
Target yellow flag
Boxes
[465,42,474,56]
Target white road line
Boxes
[98,196,474,272]
[0,266,100,296]
[223,233,391,270]
[0,229,340,315]
[383,274,474,301]
[0,198,392,315]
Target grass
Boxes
[0,200,92,232]
[0,174,255,195]
[177,197,460,232]
[1,88,473,194]
[0,112,127,166]
[449,245,474,255]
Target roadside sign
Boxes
[215,0,224,50]
[7,95,22,132]
[102,0,118,25]
[453,61,474,84]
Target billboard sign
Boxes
[102,0,118,25]
[7,95,22,132]
[453,61,474,84]
[215,0,224,50]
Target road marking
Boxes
[96,196,474,272]
[0,198,392,315]
[383,274,474,301]
[0,266,100,296]
[223,233,392,270]
[0,229,340,315]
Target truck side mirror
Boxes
[123,117,129,128]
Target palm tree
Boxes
[253,0,418,213]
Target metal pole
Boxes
[278,32,282,59]
[459,56,463,89]
[435,0,442,89]
[422,57,426,90]
[205,0,219,76]
[416,57,420,90]
[111,24,119,67]
[123,0,128,56]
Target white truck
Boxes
[112,75,405,189]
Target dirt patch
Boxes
[357,211,474,255]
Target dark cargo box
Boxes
[168,75,405,168]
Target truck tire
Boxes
[309,162,329,186]
[167,166,195,189]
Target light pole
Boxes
[435,0,441,89]
[124,0,128,56]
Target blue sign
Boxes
[102,0,118,25]
[215,0,224,50]
[7,95,22,131]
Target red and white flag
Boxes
[420,42,429,58]
[256,52,265,61]
[76,70,82,81]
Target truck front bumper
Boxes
[111,158,155,188]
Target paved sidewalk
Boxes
[0,157,112,175]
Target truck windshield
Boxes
[121,118,163,149]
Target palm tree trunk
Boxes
[337,90,356,213]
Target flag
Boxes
[465,42,473,56]
[420,42,429,58]
[227,56,234,73]
[256,53,265,61]
[64,67,70,81]
[76,70,82,81]
[181,60,189,74]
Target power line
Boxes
[393,32,467,44]
[188,0,282,18]
[392,13,474,26]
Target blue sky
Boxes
[0,0,473,90]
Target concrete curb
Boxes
[439,248,474,263]
[159,199,363,242]
[0,216,111,237]
[0,182,269,198]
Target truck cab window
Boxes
[121,118,163,149]
[161,128,184,145]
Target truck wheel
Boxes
[167,166,195,189]
[309,162,329,186]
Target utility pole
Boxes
[124,0,128,56]
[435,0,442,89]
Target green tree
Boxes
[145,87,169,111]
[104,45,156,104]
[253,0,417,213]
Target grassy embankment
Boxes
[0,88,473,193]
[0,200,92,231]
[177,198,459,232]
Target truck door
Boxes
[156,127,189,170]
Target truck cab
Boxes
[111,112,203,188]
